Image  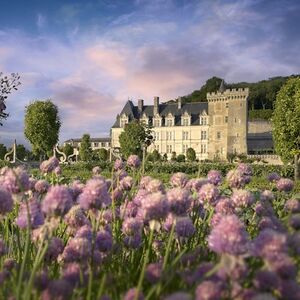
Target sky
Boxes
[0,0,299,148]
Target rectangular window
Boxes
[182,118,189,126]
[154,119,160,127]
[166,119,173,127]
[217,132,221,139]
[200,117,207,125]
[182,131,188,140]
[201,131,207,140]
[167,145,172,153]
[166,131,172,141]
[226,103,229,108]
[94,142,99,147]
[182,144,188,154]
[201,144,207,154]
[225,116,228,123]
[234,117,237,123]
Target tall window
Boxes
[201,144,207,154]
[154,119,160,127]
[154,132,160,140]
[166,131,172,141]
[182,118,189,126]
[182,144,188,154]
[201,130,207,140]
[200,117,207,125]
[225,116,228,123]
[166,119,173,127]
[225,102,229,108]
[120,120,127,128]
[217,132,221,139]
[182,131,188,140]
[167,145,172,153]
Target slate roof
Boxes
[112,100,208,128]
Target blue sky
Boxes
[0,0,299,147]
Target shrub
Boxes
[186,148,196,161]
[176,154,186,163]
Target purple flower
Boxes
[114,159,124,170]
[175,216,195,238]
[16,197,44,229]
[75,225,93,241]
[45,237,64,261]
[284,199,300,213]
[78,177,111,210]
[0,166,30,193]
[289,214,300,230]
[260,190,274,202]
[276,178,294,192]
[267,172,281,182]
[64,205,89,233]
[40,156,60,174]
[127,155,141,169]
[120,200,139,219]
[124,288,144,300]
[145,263,162,284]
[279,280,300,300]
[0,187,13,215]
[145,179,164,193]
[140,192,169,221]
[170,172,189,188]
[210,213,223,227]
[29,177,37,191]
[41,279,72,300]
[120,176,133,191]
[237,163,253,176]
[253,270,280,291]
[208,214,249,255]
[139,176,152,189]
[69,180,84,200]
[34,270,49,291]
[163,213,176,232]
[34,180,50,194]
[186,178,208,193]
[252,229,288,260]
[268,253,297,279]
[62,263,82,287]
[92,166,101,175]
[167,188,192,215]
[207,170,222,186]
[122,217,143,236]
[195,280,223,300]
[231,189,255,208]
[215,197,235,215]
[95,230,113,252]
[164,292,191,300]
[42,185,72,216]
[124,233,142,249]
[226,169,247,189]
[198,183,219,205]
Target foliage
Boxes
[171,151,177,161]
[151,149,161,162]
[176,154,185,162]
[15,144,27,161]
[0,72,21,126]
[79,134,93,162]
[248,109,273,121]
[0,143,7,159]
[119,121,153,158]
[272,77,300,163]
[24,100,61,157]
[63,143,74,157]
[95,148,109,161]
[186,148,196,162]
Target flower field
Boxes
[0,156,300,300]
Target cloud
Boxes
[36,13,47,29]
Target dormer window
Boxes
[181,111,190,126]
[165,113,174,127]
[153,114,161,127]
[120,114,129,128]
[200,110,208,125]
[140,113,148,125]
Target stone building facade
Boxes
[111,83,253,160]
[63,137,111,151]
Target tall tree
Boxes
[24,100,61,157]
[272,77,300,180]
[0,72,21,126]
[0,144,7,160]
[63,143,74,157]
[79,134,93,161]
[186,148,196,162]
[119,121,152,158]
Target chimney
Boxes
[138,99,144,113]
[154,96,159,115]
[178,97,182,109]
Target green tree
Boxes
[0,72,21,126]
[97,148,109,161]
[24,100,61,157]
[151,149,161,162]
[177,154,185,162]
[0,144,7,160]
[16,144,27,160]
[119,121,152,158]
[186,148,196,161]
[79,134,93,161]
[171,151,177,161]
[272,78,300,180]
[63,143,74,157]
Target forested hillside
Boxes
[172,75,299,119]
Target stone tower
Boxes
[207,82,249,160]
